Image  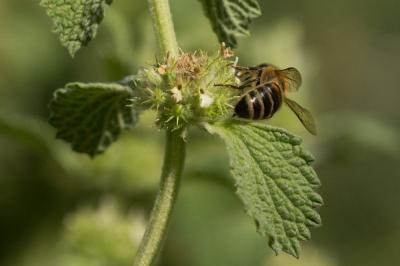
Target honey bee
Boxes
[219,63,317,135]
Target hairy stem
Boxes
[147,0,178,56]
[134,2,182,265]
[133,129,185,266]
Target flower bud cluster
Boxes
[135,48,239,130]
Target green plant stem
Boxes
[147,0,178,56]
[133,129,186,266]
[134,1,182,265]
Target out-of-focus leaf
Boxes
[55,198,144,266]
[102,8,137,70]
[0,112,55,157]
[169,179,267,266]
[0,111,86,176]
[49,82,138,157]
[198,0,261,47]
[207,122,322,257]
[40,0,113,56]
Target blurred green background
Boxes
[0,0,399,266]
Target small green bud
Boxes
[141,87,166,110]
[143,68,163,86]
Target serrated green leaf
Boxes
[40,0,113,57]
[198,0,261,47]
[207,122,323,257]
[49,82,138,157]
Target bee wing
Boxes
[284,97,317,135]
[277,67,302,92]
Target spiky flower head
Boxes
[134,46,239,131]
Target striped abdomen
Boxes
[234,83,283,120]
